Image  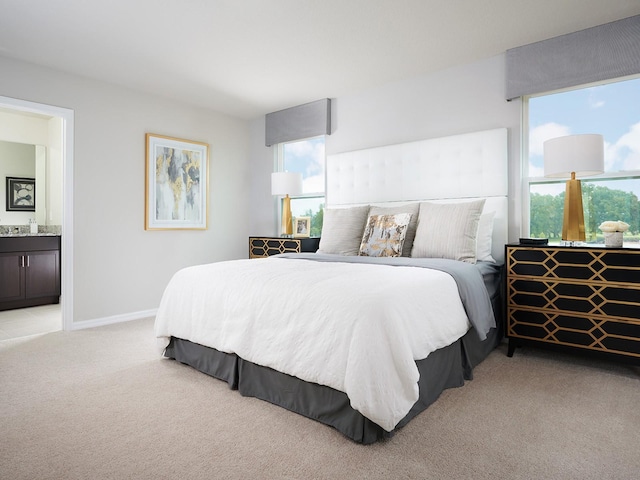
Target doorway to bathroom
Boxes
[0,95,74,337]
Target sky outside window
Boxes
[528,76,640,197]
[283,136,325,194]
[281,137,326,235]
[527,76,640,241]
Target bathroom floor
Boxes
[0,304,61,341]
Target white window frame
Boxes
[273,135,326,234]
[522,75,640,239]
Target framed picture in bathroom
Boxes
[6,177,35,212]
[144,134,209,230]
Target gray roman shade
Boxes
[265,98,331,146]
[506,15,640,100]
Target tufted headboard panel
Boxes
[326,128,508,263]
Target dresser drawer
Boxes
[507,277,640,321]
[508,307,640,357]
[507,247,640,284]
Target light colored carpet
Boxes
[1,318,639,480]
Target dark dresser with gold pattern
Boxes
[249,237,321,259]
[506,244,640,362]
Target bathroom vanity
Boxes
[0,235,60,311]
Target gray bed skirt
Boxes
[164,322,501,444]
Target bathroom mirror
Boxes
[0,139,48,226]
[0,108,63,230]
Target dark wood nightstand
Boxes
[249,236,321,259]
[505,243,640,363]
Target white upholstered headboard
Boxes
[326,128,508,263]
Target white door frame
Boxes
[0,95,74,331]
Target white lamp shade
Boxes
[271,172,303,196]
[543,134,604,178]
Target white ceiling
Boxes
[1,0,639,120]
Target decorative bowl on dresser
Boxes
[505,243,640,364]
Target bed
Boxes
[155,128,509,443]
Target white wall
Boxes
[249,54,524,241]
[0,56,251,324]
[248,119,276,236]
[0,109,49,144]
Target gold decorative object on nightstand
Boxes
[543,134,604,243]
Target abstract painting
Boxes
[145,134,209,230]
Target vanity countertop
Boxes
[0,233,60,237]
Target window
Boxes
[275,136,325,236]
[526,76,640,244]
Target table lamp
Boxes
[271,172,303,236]
[543,134,604,243]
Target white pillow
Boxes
[368,203,419,257]
[359,213,412,257]
[318,205,370,255]
[411,199,486,263]
[476,211,496,263]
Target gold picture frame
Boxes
[293,216,311,237]
[145,133,209,230]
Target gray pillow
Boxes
[411,199,486,263]
[368,203,419,256]
[318,205,370,255]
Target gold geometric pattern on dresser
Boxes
[506,246,640,359]
[249,237,301,259]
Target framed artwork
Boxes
[294,216,311,237]
[145,134,209,230]
[6,177,35,212]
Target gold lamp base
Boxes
[562,172,585,242]
[281,194,293,236]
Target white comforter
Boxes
[154,256,471,431]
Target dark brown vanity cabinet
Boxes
[0,236,60,310]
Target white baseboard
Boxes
[71,309,158,330]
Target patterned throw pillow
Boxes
[358,213,412,257]
[368,203,419,257]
